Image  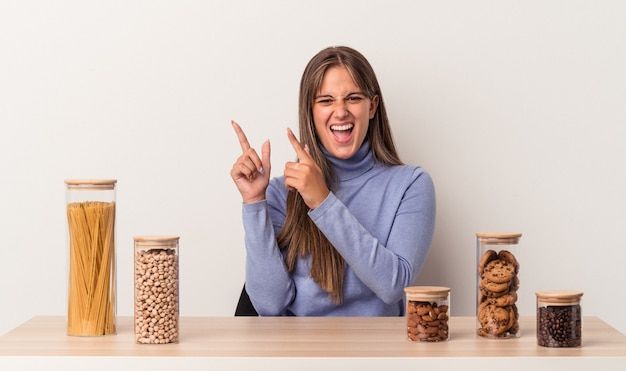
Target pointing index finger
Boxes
[287,128,308,160]
[231,120,251,152]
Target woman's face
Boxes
[312,66,379,159]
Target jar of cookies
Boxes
[404,286,450,342]
[65,179,117,336]
[134,236,180,344]
[536,290,583,348]
[476,232,521,339]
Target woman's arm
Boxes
[308,168,436,304]
[241,180,294,315]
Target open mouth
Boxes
[330,123,354,142]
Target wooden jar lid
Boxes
[536,290,583,299]
[65,179,117,190]
[476,232,522,244]
[404,286,450,300]
[134,236,180,249]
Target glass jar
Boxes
[404,286,450,342]
[134,236,180,344]
[476,232,521,339]
[536,290,583,347]
[65,179,117,336]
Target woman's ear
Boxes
[369,95,379,119]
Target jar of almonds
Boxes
[404,286,450,342]
[134,236,180,344]
[476,232,522,339]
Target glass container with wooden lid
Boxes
[65,179,117,336]
[404,286,450,342]
[536,290,583,347]
[476,232,522,339]
[134,236,180,344]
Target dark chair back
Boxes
[235,284,258,316]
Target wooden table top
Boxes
[1,316,625,358]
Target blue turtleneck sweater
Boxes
[242,141,436,316]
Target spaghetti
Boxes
[66,201,116,336]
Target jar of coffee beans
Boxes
[536,290,583,348]
[134,236,180,344]
[404,286,450,342]
[476,232,522,339]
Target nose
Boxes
[334,101,349,118]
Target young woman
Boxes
[230,46,436,316]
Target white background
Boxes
[1,0,625,336]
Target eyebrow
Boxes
[314,91,366,99]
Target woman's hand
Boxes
[230,121,271,204]
[284,128,330,209]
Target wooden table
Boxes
[1,316,625,370]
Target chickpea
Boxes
[134,249,178,344]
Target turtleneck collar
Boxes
[323,140,375,182]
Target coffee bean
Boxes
[537,305,581,347]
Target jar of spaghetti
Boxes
[476,232,521,339]
[134,236,180,344]
[65,179,117,336]
[404,286,450,342]
[536,290,583,347]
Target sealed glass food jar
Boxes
[476,232,521,339]
[536,290,583,348]
[65,179,117,336]
[404,286,450,342]
[134,236,180,344]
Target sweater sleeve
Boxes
[241,180,294,315]
[308,169,436,304]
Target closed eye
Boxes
[314,92,367,105]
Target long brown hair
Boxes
[276,46,403,304]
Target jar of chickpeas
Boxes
[134,236,180,344]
